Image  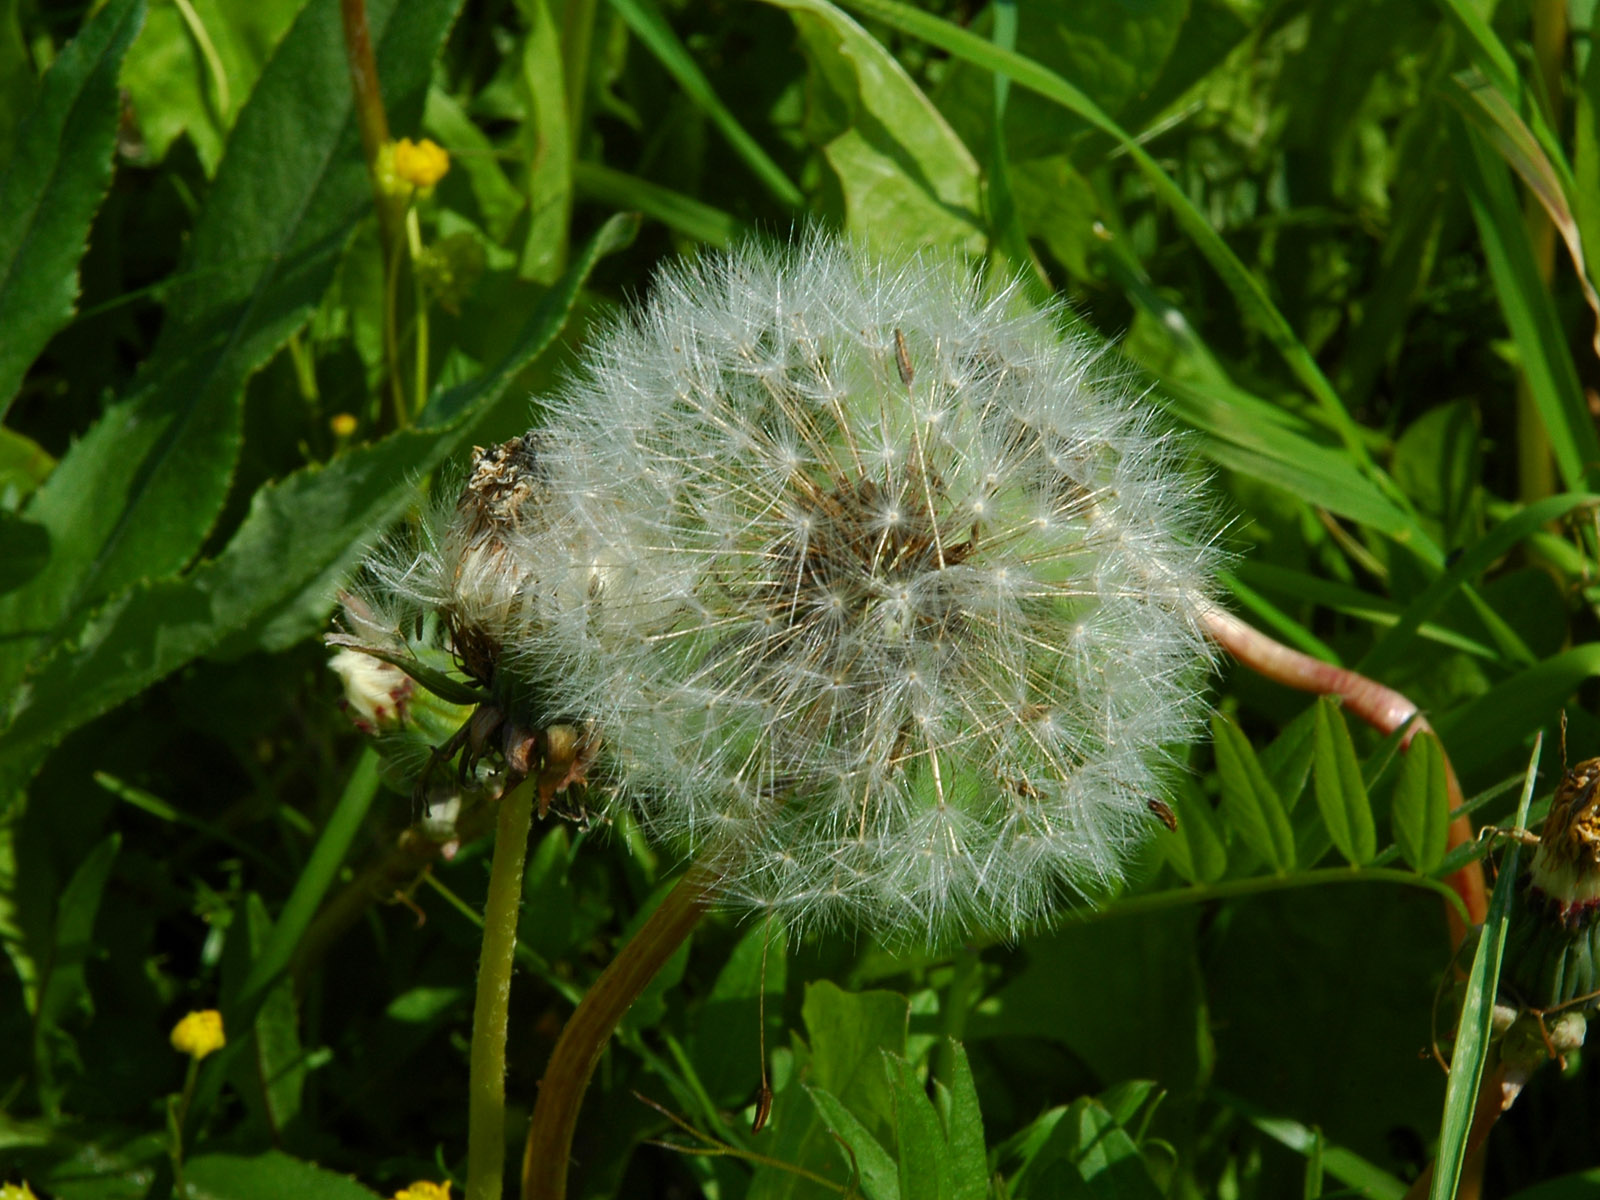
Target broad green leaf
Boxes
[0,0,144,416]
[835,0,1402,508]
[749,981,908,1199]
[1391,732,1449,874]
[423,86,523,243]
[806,1084,901,1200]
[1390,400,1481,552]
[1228,1095,1405,1200]
[1211,714,1296,873]
[0,0,464,707]
[33,833,119,1116]
[512,0,572,281]
[1312,698,1377,866]
[1258,703,1318,814]
[1429,738,1540,1200]
[763,0,984,253]
[885,1052,951,1200]
[937,1041,987,1200]
[184,1150,383,1200]
[120,0,302,170]
[0,215,632,793]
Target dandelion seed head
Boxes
[491,235,1221,942]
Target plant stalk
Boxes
[1202,607,1489,941]
[521,860,719,1200]
[467,779,539,1200]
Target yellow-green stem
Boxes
[521,861,718,1200]
[407,207,430,410]
[168,1056,200,1199]
[466,780,538,1200]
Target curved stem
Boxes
[521,861,719,1200]
[467,780,538,1200]
[1202,607,1489,942]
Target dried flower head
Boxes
[339,236,1219,942]
[512,236,1219,940]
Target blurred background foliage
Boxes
[3,0,1600,1196]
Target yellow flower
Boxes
[392,1183,451,1200]
[0,1182,38,1199]
[330,412,359,439]
[169,1010,226,1060]
[392,138,450,189]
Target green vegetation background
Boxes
[2,0,1599,1196]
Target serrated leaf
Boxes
[762,0,983,253]
[1392,731,1450,873]
[0,216,630,796]
[0,511,48,595]
[806,1084,901,1200]
[0,0,144,416]
[0,0,463,705]
[1312,697,1377,866]
[1212,713,1295,872]
[885,1052,951,1200]
[937,1041,987,1200]
[184,1150,382,1200]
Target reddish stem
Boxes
[1202,608,1489,942]
[338,0,402,255]
[521,862,718,1200]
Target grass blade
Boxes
[1429,734,1541,1200]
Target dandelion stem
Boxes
[467,778,539,1200]
[521,860,718,1200]
[1201,606,1488,942]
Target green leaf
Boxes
[938,1041,987,1200]
[0,0,144,416]
[1359,492,1598,678]
[511,0,571,281]
[184,1150,383,1200]
[1211,713,1296,873]
[573,162,741,247]
[33,833,119,1116]
[0,511,48,596]
[1391,732,1449,874]
[885,1052,951,1200]
[762,0,984,253]
[1003,1097,1162,1199]
[685,918,788,1107]
[749,981,908,1199]
[229,893,307,1141]
[0,215,632,791]
[608,0,802,208]
[1312,698,1377,866]
[1437,644,1600,784]
[806,1084,901,1200]
[1160,777,1227,886]
[1429,737,1541,1200]
[0,0,464,705]
[834,0,1407,517]
[119,0,303,171]
[1450,112,1600,493]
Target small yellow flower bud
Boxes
[0,1182,39,1200]
[330,412,359,439]
[392,1183,451,1200]
[170,1010,226,1060]
[392,137,450,189]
